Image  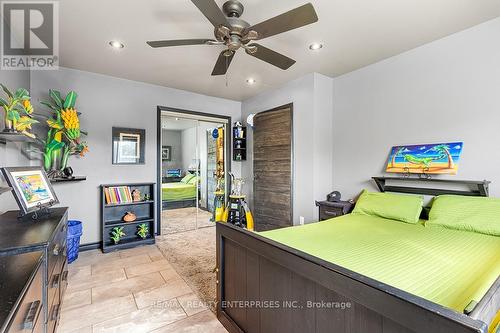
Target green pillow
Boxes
[352,190,424,224]
[187,176,199,185]
[427,195,500,236]
[180,173,195,184]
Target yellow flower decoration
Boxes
[15,116,37,138]
[22,99,34,114]
[61,108,81,139]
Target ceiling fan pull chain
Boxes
[225,55,229,87]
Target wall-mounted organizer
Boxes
[233,125,246,161]
[100,182,156,253]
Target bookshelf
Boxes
[233,125,247,161]
[100,182,156,253]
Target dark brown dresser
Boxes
[0,207,68,333]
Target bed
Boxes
[216,180,500,333]
[161,182,198,209]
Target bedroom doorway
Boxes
[156,107,230,235]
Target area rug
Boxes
[156,226,217,312]
[161,207,214,234]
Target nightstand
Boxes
[315,200,354,221]
[162,176,183,183]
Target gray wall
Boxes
[29,67,241,244]
[332,17,500,198]
[3,16,499,238]
[161,130,182,172]
[181,126,198,172]
[241,73,334,224]
[0,70,32,212]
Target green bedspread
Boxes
[162,182,197,202]
[260,214,500,313]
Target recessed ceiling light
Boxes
[246,78,256,85]
[109,40,124,49]
[309,43,323,51]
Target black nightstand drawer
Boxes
[319,206,344,220]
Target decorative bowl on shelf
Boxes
[123,211,137,222]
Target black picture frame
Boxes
[1,166,59,215]
[162,146,171,161]
[112,127,145,165]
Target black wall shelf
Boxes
[233,126,247,161]
[50,176,87,183]
[100,182,156,253]
[373,177,490,197]
[0,132,35,144]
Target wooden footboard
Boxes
[216,223,490,333]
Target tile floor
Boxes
[58,245,227,333]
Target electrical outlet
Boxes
[299,216,305,225]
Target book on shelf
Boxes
[104,186,133,204]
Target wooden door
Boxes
[253,105,292,231]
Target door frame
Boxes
[156,106,232,235]
[253,102,294,226]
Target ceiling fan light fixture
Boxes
[109,40,124,49]
[309,42,323,51]
[246,78,256,85]
[146,0,319,75]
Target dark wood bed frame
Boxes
[216,179,499,333]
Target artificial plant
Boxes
[0,84,38,137]
[137,223,149,239]
[40,90,89,178]
[110,227,125,244]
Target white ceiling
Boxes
[59,0,500,101]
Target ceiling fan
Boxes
[147,0,318,75]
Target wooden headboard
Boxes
[373,177,490,197]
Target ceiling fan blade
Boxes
[247,3,318,40]
[246,43,295,70]
[191,0,230,28]
[212,50,235,76]
[146,39,216,48]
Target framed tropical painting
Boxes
[1,166,59,215]
[386,142,463,175]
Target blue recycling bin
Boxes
[67,220,83,264]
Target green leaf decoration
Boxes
[0,84,13,98]
[49,90,63,108]
[47,119,63,129]
[40,101,59,111]
[63,91,78,109]
[7,110,20,121]
[46,139,65,151]
[13,104,26,113]
[14,88,29,100]
[0,98,7,107]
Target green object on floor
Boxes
[260,214,500,313]
[162,182,197,201]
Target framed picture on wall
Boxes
[1,166,59,215]
[162,146,171,161]
[112,127,146,164]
